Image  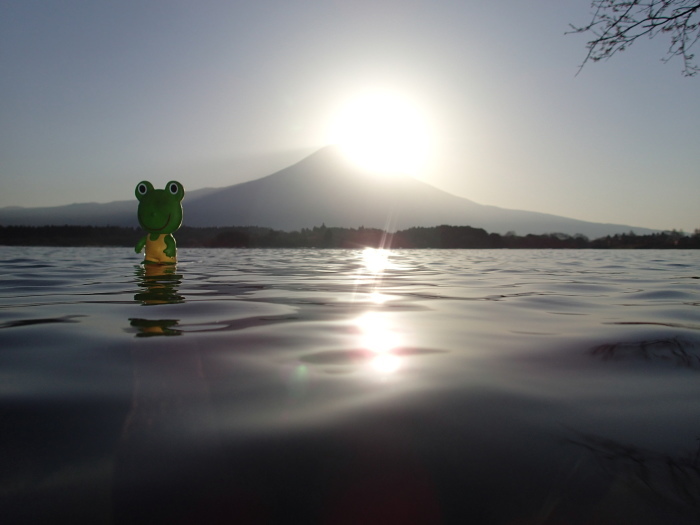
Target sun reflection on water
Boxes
[362,247,391,275]
[355,312,403,375]
[368,290,389,305]
[350,249,407,375]
[356,247,396,306]
[371,353,402,374]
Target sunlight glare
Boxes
[362,247,390,275]
[356,312,402,354]
[371,353,402,374]
[328,91,432,176]
[369,290,388,304]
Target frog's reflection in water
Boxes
[130,264,184,336]
[117,263,220,523]
[133,263,184,306]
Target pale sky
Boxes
[1,1,698,232]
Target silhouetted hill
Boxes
[0,146,657,237]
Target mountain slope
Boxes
[0,146,656,238]
[184,146,655,237]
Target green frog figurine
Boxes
[134,181,185,264]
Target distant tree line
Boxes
[1,224,698,249]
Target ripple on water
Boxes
[624,289,698,301]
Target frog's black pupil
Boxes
[170,184,178,194]
[139,184,147,194]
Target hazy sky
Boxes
[1,1,698,232]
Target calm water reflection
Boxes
[0,247,699,524]
[133,263,184,306]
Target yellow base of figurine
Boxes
[143,234,177,264]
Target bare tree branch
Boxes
[569,1,700,76]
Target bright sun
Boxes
[328,91,432,176]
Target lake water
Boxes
[1,247,699,524]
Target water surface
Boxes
[1,247,699,524]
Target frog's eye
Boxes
[168,182,180,195]
[137,183,149,196]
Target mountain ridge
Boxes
[0,146,657,238]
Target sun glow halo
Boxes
[329,91,432,176]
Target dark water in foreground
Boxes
[1,247,699,524]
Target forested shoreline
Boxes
[2,224,698,249]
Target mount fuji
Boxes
[0,146,656,238]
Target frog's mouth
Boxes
[140,213,171,232]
